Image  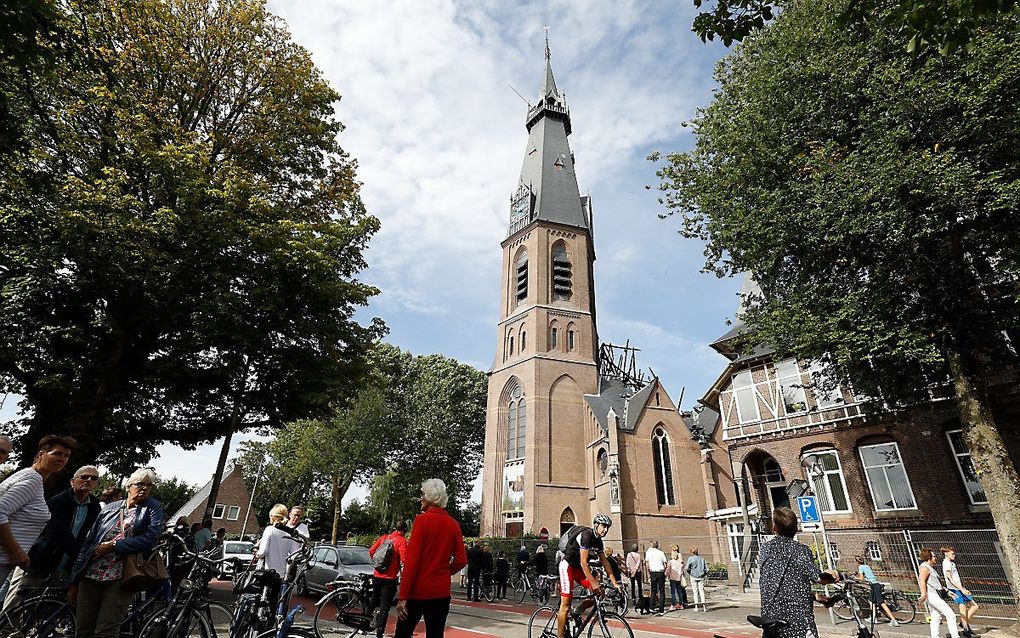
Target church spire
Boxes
[509,34,589,235]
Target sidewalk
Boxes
[448,581,1018,638]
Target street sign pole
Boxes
[816,501,837,626]
[797,495,836,625]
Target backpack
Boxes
[373,535,396,571]
[557,524,586,564]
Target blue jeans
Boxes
[670,580,687,607]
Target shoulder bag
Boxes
[120,505,169,592]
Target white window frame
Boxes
[732,369,760,424]
[227,505,241,521]
[808,360,844,409]
[727,523,745,562]
[776,358,808,415]
[866,541,882,562]
[802,450,852,514]
[859,442,918,511]
[945,429,988,505]
[212,503,225,519]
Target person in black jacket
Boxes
[481,544,495,598]
[534,544,548,576]
[466,541,483,601]
[2,465,101,609]
[494,551,510,600]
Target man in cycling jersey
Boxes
[557,513,619,638]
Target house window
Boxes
[946,429,987,505]
[732,369,760,424]
[212,503,225,519]
[550,327,558,350]
[828,542,841,563]
[568,330,575,351]
[515,251,528,306]
[803,450,851,514]
[762,458,790,510]
[866,541,882,562]
[776,358,808,414]
[652,427,676,506]
[552,242,572,301]
[808,360,844,409]
[227,505,241,521]
[505,382,526,460]
[727,523,745,562]
[859,442,917,511]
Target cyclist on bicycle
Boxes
[556,513,619,638]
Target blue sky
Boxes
[1,0,743,502]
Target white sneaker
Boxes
[889,620,900,627]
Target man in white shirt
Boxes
[645,540,668,615]
[288,506,310,538]
[942,546,978,637]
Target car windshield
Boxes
[338,546,372,565]
[225,542,253,554]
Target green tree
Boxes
[657,0,1020,597]
[691,0,1017,53]
[154,476,198,518]
[369,344,487,523]
[452,500,481,538]
[0,0,382,469]
[342,498,385,536]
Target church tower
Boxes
[480,40,600,538]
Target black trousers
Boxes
[629,573,643,599]
[649,571,666,612]
[394,597,451,638]
[467,568,481,600]
[371,577,398,638]
[495,577,507,599]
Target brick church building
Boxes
[479,43,727,544]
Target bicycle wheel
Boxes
[609,589,628,617]
[527,606,559,638]
[885,590,916,624]
[0,596,75,638]
[139,607,215,638]
[313,587,367,638]
[204,601,234,636]
[833,597,857,622]
[588,611,634,638]
[482,578,495,603]
[515,575,529,604]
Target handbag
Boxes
[119,505,169,592]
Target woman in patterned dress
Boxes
[757,507,838,638]
[69,468,164,638]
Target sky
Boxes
[1,0,743,506]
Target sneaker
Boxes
[889,619,900,627]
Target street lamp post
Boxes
[240,457,267,541]
[802,454,837,626]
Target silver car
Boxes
[298,544,375,595]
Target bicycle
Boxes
[231,530,314,638]
[527,586,632,638]
[311,573,375,638]
[588,566,627,616]
[828,578,880,638]
[136,534,235,638]
[832,580,914,626]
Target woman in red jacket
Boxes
[395,479,468,638]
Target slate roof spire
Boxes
[510,34,590,235]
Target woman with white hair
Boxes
[256,503,301,576]
[394,479,467,638]
[69,467,164,638]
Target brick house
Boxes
[170,462,260,537]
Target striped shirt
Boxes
[0,468,51,566]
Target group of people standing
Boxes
[623,541,709,614]
[0,434,166,638]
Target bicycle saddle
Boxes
[747,615,788,630]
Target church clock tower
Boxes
[480,40,600,538]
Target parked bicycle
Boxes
[515,570,559,606]
[312,573,375,638]
[527,586,632,638]
[137,533,235,638]
[231,529,313,638]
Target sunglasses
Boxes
[130,482,153,489]
[76,475,99,481]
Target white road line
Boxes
[449,625,495,635]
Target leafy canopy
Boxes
[657,0,1020,403]
[0,0,382,465]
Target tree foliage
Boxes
[692,0,1018,53]
[657,0,1020,596]
[154,475,198,518]
[0,0,383,467]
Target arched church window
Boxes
[597,448,608,478]
[520,325,526,352]
[550,325,558,351]
[652,426,676,506]
[552,242,572,301]
[568,330,575,351]
[509,336,514,356]
[515,250,529,306]
[505,381,526,460]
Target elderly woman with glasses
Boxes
[0,435,75,588]
[69,468,164,638]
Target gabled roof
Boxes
[170,462,237,522]
[682,405,719,441]
[583,377,632,434]
[624,380,657,431]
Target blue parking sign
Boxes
[797,496,821,523]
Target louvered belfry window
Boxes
[515,252,528,306]
[552,243,571,301]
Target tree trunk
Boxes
[204,426,233,523]
[330,472,352,544]
[945,347,1020,602]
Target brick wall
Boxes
[184,470,261,536]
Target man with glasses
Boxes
[2,466,101,609]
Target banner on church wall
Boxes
[502,463,525,513]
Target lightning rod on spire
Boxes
[543,26,551,60]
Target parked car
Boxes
[298,544,374,595]
[218,540,256,579]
